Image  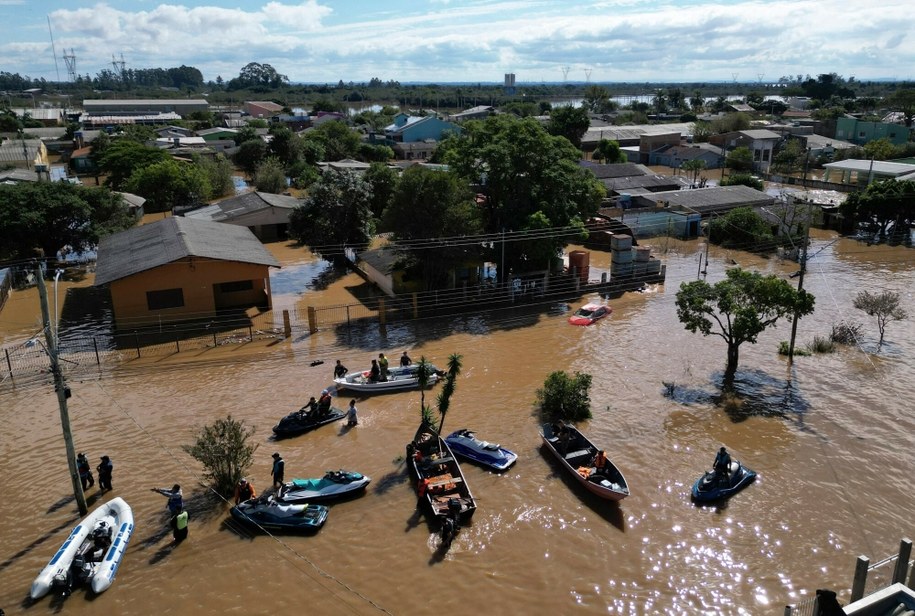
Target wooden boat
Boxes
[30,497,134,599]
[540,423,629,501]
[406,422,476,523]
[444,428,518,471]
[692,460,757,502]
[272,405,345,438]
[334,364,442,394]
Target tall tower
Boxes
[63,49,77,82]
[504,73,516,95]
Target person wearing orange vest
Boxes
[418,477,430,498]
[234,477,256,504]
[593,450,608,471]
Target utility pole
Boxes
[36,262,87,515]
[787,217,810,364]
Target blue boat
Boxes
[230,496,328,532]
[444,428,518,472]
[691,460,757,502]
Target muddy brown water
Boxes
[1,231,913,615]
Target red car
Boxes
[568,303,612,326]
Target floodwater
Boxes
[1,231,913,615]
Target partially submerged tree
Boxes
[675,268,815,385]
[593,139,626,164]
[415,354,463,434]
[853,290,908,348]
[707,206,773,250]
[183,415,258,496]
[536,371,592,422]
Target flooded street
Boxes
[1,231,913,615]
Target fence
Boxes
[785,539,915,615]
[0,268,10,314]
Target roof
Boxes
[823,159,915,177]
[738,129,782,140]
[0,168,42,183]
[247,101,284,112]
[79,113,182,125]
[71,146,93,158]
[644,185,774,212]
[196,127,238,137]
[0,138,42,162]
[580,162,651,179]
[357,247,398,275]
[83,99,208,107]
[94,216,279,286]
[182,191,300,222]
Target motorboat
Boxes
[277,470,371,503]
[444,428,518,472]
[568,302,611,326]
[272,405,345,438]
[230,495,328,532]
[540,423,629,501]
[406,422,476,523]
[30,497,134,599]
[691,460,757,502]
[334,363,442,394]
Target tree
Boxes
[364,162,399,219]
[125,159,211,213]
[253,156,287,194]
[536,371,592,422]
[195,153,235,199]
[840,179,915,242]
[726,146,754,172]
[676,268,815,384]
[0,182,135,260]
[690,90,705,112]
[886,88,915,127]
[229,62,288,90]
[234,139,268,178]
[267,125,304,169]
[593,139,626,164]
[853,290,908,348]
[720,173,764,191]
[303,120,361,161]
[96,140,170,190]
[582,85,617,114]
[707,206,772,249]
[288,169,374,259]
[863,137,896,161]
[547,104,591,148]
[182,415,258,496]
[681,159,707,187]
[432,354,463,434]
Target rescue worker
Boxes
[368,359,380,383]
[592,450,608,472]
[97,456,113,492]
[271,452,285,491]
[378,353,389,381]
[151,484,184,515]
[234,477,256,504]
[317,389,333,416]
[346,399,358,427]
[76,453,94,490]
[171,504,189,543]
[333,360,348,379]
[400,351,412,367]
[713,447,732,484]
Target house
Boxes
[181,191,301,241]
[823,159,915,185]
[93,217,280,327]
[0,138,49,170]
[69,146,96,174]
[383,113,461,147]
[244,101,283,119]
[835,117,909,146]
[652,143,723,170]
[116,192,146,219]
[448,106,496,122]
[82,99,209,116]
[710,129,782,172]
[580,161,685,197]
[196,127,239,142]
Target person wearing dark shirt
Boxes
[76,453,94,490]
[333,360,348,379]
[713,447,732,483]
[368,359,380,383]
[271,453,285,491]
[97,456,113,492]
[400,351,412,367]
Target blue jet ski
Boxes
[691,460,757,502]
[230,495,328,531]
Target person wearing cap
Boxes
[271,453,285,491]
[76,453,94,490]
[151,484,184,515]
[234,477,256,504]
[317,389,332,416]
[97,455,113,492]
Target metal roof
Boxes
[823,159,915,176]
[83,99,208,107]
[642,185,774,211]
[94,216,279,286]
[581,162,651,179]
[0,139,42,162]
[183,191,300,222]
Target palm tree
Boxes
[414,353,463,433]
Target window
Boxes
[217,280,254,293]
[146,288,184,310]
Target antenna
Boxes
[757,73,764,84]
[584,68,592,83]
[561,66,570,82]
[112,53,126,80]
[732,72,738,83]
[47,15,61,83]
[63,49,77,82]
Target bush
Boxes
[778,341,811,356]
[831,321,862,344]
[183,415,258,496]
[807,336,835,354]
[536,371,592,421]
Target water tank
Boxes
[568,250,590,284]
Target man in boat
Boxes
[300,396,318,418]
[592,450,608,474]
[713,447,732,485]
[151,484,184,515]
[271,453,285,491]
[368,359,381,383]
[333,360,348,379]
[234,477,256,504]
[557,425,571,455]
[317,389,333,416]
[378,353,389,381]
[400,351,412,367]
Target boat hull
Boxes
[407,423,476,523]
[30,497,134,600]
[272,407,345,438]
[230,497,328,531]
[540,423,629,501]
[278,471,371,503]
[334,364,440,393]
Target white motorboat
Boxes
[334,363,442,394]
[30,497,135,599]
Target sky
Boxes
[1,0,912,86]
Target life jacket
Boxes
[594,453,607,469]
[175,511,188,530]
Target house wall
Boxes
[835,118,909,146]
[359,260,394,296]
[108,258,272,327]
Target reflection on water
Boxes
[0,231,913,614]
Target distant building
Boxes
[835,117,910,146]
[710,129,782,172]
[0,138,49,170]
[244,101,283,119]
[181,191,301,241]
[82,99,208,116]
[448,106,495,122]
[93,217,279,327]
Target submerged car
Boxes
[568,303,611,326]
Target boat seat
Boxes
[564,449,591,460]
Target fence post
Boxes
[378,298,387,336]
[282,309,291,338]
[851,555,870,602]
[346,305,351,329]
[412,293,418,319]
[248,325,253,342]
[5,347,12,378]
[92,337,100,365]
[783,606,792,616]
[175,332,180,353]
[307,306,317,334]
[893,538,912,584]
[134,332,141,358]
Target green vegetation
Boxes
[707,206,772,249]
[853,290,908,348]
[719,173,764,191]
[124,158,211,212]
[253,157,287,194]
[676,268,816,385]
[536,371,593,422]
[778,341,811,356]
[830,322,862,345]
[839,179,915,244]
[183,415,258,497]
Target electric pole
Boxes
[787,217,810,364]
[36,262,87,515]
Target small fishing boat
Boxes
[334,363,442,394]
[406,422,476,523]
[444,428,518,471]
[540,423,629,501]
[272,405,345,438]
[691,460,757,502]
[230,495,328,532]
[30,497,134,599]
[277,470,371,503]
